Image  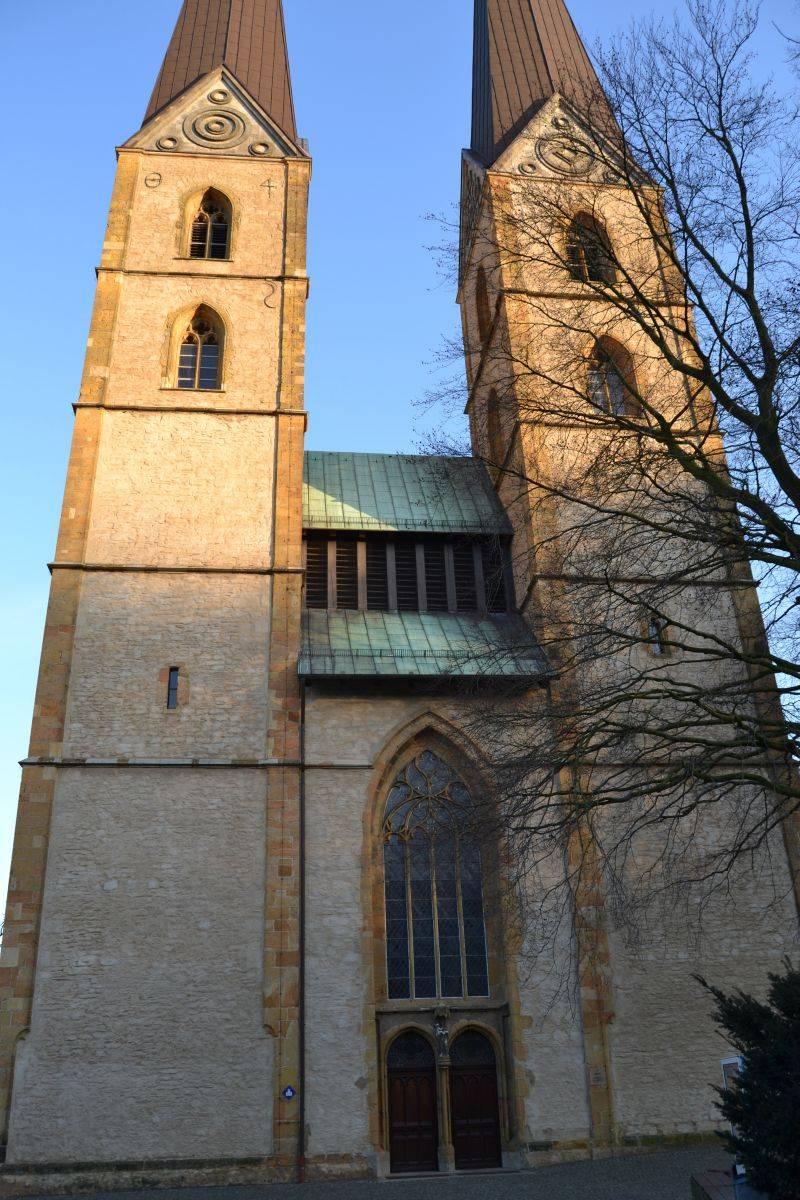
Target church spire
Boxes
[145,0,297,140]
[471,0,612,165]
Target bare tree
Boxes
[427,0,800,949]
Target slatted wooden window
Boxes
[335,538,359,610]
[366,540,389,610]
[423,543,448,612]
[303,535,510,615]
[189,190,231,260]
[395,541,420,612]
[453,542,478,611]
[305,538,328,609]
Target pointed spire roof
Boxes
[471,0,612,165]
[145,0,297,139]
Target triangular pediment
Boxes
[491,95,642,187]
[125,68,306,160]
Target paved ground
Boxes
[20,1146,732,1200]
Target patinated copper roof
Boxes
[471,0,612,165]
[145,0,297,139]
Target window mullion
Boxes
[386,542,398,611]
[327,538,337,611]
[429,836,442,999]
[416,543,427,611]
[404,839,415,999]
[454,834,470,1000]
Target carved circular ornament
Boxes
[156,136,178,151]
[184,108,247,149]
[144,173,162,189]
[208,88,230,104]
[249,141,270,156]
[535,134,596,176]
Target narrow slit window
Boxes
[167,667,180,710]
[647,613,669,655]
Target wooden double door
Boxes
[387,1029,502,1174]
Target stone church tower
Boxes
[0,0,797,1186]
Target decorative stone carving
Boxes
[184,109,247,150]
[208,88,230,104]
[249,142,270,156]
[156,136,178,151]
[535,133,595,176]
[144,173,162,189]
[434,1014,450,1061]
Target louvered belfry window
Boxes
[302,534,510,616]
[383,750,490,1000]
[189,190,231,260]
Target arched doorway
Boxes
[387,1031,438,1173]
[450,1030,502,1170]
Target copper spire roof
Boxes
[145,0,297,139]
[471,0,612,165]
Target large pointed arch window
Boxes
[189,189,231,260]
[383,750,490,1001]
[177,306,224,390]
[567,213,616,284]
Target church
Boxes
[1,0,797,1187]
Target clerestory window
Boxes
[383,750,490,1000]
[189,189,231,260]
[303,535,509,615]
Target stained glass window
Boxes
[383,750,490,1000]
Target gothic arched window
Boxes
[383,750,490,1001]
[177,306,224,390]
[567,213,616,284]
[588,339,636,417]
[189,190,231,260]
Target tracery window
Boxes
[383,750,490,1001]
[177,306,223,390]
[189,189,231,259]
[567,213,616,284]
[588,340,636,417]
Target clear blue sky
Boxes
[0,0,795,908]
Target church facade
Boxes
[1,0,798,1188]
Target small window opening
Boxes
[189,190,231,260]
[167,667,180,709]
[647,614,669,655]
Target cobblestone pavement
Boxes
[20,1146,731,1200]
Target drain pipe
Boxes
[297,675,308,1184]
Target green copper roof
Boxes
[303,452,511,534]
[300,610,548,678]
